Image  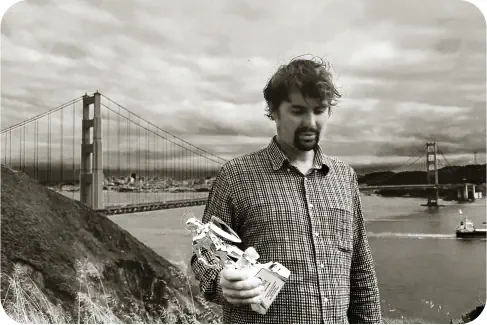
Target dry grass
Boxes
[0,259,217,324]
[1,259,477,324]
[2,263,71,324]
[174,249,222,324]
[383,316,428,324]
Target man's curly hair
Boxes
[263,56,341,120]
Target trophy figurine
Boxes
[183,213,291,314]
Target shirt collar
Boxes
[266,136,331,174]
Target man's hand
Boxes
[219,266,264,305]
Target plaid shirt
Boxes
[191,137,381,324]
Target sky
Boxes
[1,0,486,174]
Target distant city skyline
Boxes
[1,0,486,173]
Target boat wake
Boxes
[368,232,456,239]
[367,218,410,222]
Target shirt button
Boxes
[320,263,325,269]
[323,297,329,303]
[287,168,290,172]
[309,203,314,208]
[314,232,320,237]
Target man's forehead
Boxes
[287,91,322,107]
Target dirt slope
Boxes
[0,165,219,323]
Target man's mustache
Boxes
[295,127,319,135]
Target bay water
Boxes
[104,193,486,323]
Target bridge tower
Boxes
[80,92,104,210]
[425,142,439,207]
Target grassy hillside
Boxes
[0,165,221,323]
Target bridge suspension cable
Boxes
[96,93,229,208]
[1,97,84,200]
[436,144,452,168]
[362,148,425,185]
[100,93,227,163]
[100,103,225,165]
[0,96,84,134]
[373,155,425,185]
[7,91,462,213]
[0,92,225,211]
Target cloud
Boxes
[1,0,485,175]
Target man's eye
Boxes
[315,107,328,114]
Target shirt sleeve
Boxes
[190,164,236,305]
[347,170,382,324]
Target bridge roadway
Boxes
[96,197,208,216]
[358,184,462,190]
[96,183,465,216]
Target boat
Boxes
[455,210,487,239]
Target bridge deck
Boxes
[96,198,207,215]
[95,183,468,215]
[359,184,463,190]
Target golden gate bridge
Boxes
[1,92,479,215]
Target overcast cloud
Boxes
[1,0,485,173]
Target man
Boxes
[190,57,382,323]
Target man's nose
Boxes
[302,112,317,129]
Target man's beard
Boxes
[293,127,319,151]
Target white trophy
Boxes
[183,212,291,314]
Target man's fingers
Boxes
[225,295,262,306]
[220,267,251,281]
[219,267,265,306]
[220,276,262,291]
[222,285,264,299]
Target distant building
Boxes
[129,173,136,185]
[205,177,216,186]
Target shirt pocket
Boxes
[315,205,353,254]
[335,208,353,253]
[318,206,353,289]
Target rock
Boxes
[0,165,221,323]
[460,304,484,323]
